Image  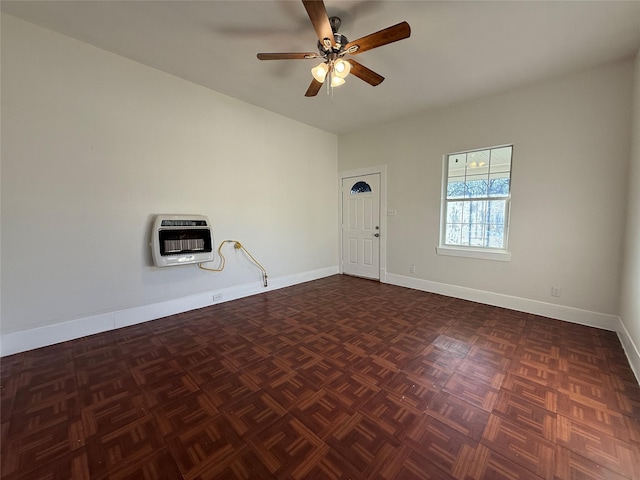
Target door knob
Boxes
[374,233,380,237]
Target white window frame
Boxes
[437,144,513,262]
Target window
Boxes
[438,145,513,261]
[350,181,372,194]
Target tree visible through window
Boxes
[441,145,513,250]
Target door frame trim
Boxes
[339,165,387,282]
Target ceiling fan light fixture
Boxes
[333,59,351,79]
[311,62,329,83]
[330,75,346,87]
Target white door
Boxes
[342,174,380,280]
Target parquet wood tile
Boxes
[424,392,490,442]
[186,357,239,386]
[12,372,78,412]
[348,355,400,388]
[375,444,457,480]
[501,372,559,412]
[325,371,381,410]
[245,414,328,478]
[473,335,519,359]
[405,414,478,479]
[464,444,551,480]
[186,447,276,480]
[75,361,133,389]
[294,356,345,388]
[556,414,640,479]
[557,392,632,442]
[384,372,440,412]
[454,358,505,389]
[290,388,354,440]
[199,371,261,409]
[85,415,167,479]
[2,419,85,477]
[286,446,363,480]
[151,390,221,437]
[467,345,513,370]
[1,450,91,480]
[324,412,400,478]
[554,445,630,480]
[260,371,319,412]
[443,372,500,412]
[220,391,288,438]
[21,344,73,370]
[2,274,639,479]
[164,416,245,478]
[141,374,200,408]
[81,394,148,438]
[359,389,423,440]
[492,390,556,442]
[430,334,472,357]
[480,414,555,479]
[509,356,561,389]
[7,393,80,438]
[403,351,459,389]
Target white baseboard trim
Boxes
[0,266,338,357]
[384,273,620,331]
[385,273,640,384]
[616,317,640,384]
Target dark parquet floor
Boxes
[2,275,640,479]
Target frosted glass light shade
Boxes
[311,63,329,83]
[330,75,345,87]
[334,59,351,79]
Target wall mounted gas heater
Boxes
[151,214,214,267]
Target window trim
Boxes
[437,144,513,261]
[436,245,512,261]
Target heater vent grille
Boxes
[164,238,205,253]
[161,219,208,227]
[151,214,214,267]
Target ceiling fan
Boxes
[257,0,411,97]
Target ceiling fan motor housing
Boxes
[317,33,348,57]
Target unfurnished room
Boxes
[1,1,640,479]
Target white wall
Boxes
[620,49,640,376]
[339,60,633,322]
[0,15,339,350]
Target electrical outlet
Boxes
[410,265,416,274]
[551,286,561,297]
[213,293,223,302]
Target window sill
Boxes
[436,246,511,262]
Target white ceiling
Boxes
[2,1,640,135]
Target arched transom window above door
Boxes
[350,181,372,194]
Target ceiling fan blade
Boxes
[302,0,336,49]
[345,21,411,55]
[347,59,384,86]
[305,78,323,97]
[257,52,319,60]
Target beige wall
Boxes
[620,49,640,371]
[339,60,633,317]
[1,15,339,336]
